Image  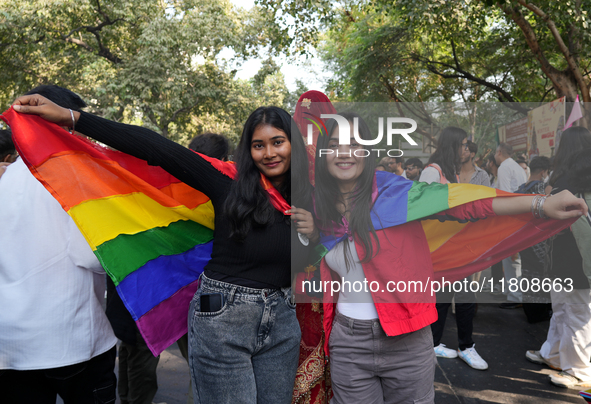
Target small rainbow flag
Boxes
[2,108,217,355]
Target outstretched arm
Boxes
[12,94,230,197]
[492,190,587,220]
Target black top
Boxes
[77,112,310,289]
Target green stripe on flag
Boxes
[96,219,213,285]
[406,181,450,222]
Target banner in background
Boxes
[527,97,565,158]
[498,117,528,152]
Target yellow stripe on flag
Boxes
[68,193,215,249]
[447,183,496,208]
[422,220,469,252]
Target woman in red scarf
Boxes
[292,91,336,403]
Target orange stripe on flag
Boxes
[34,153,209,210]
[429,215,529,272]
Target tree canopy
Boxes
[256,0,591,149]
[0,0,302,143]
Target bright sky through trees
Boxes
[227,0,327,91]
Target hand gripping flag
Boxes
[1,108,287,355]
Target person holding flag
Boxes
[312,112,586,404]
[8,95,317,404]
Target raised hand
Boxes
[12,94,79,127]
[544,190,588,220]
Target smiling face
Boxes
[326,124,366,192]
[250,124,291,186]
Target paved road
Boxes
[150,300,585,404]
[59,298,587,404]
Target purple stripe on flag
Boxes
[137,279,201,356]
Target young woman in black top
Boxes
[13,95,317,404]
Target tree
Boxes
[0,0,284,140]
[396,0,591,104]
[262,0,591,104]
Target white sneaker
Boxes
[525,350,561,370]
[434,344,458,358]
[549,371,591,388]
[457,345,488,370]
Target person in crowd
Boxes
[486,154,499,188]
[388,156,406,177]
[495,142,528,308]
[378,156,392,172]
[11,94,316,404]
[0,128,16,177]
[312,114,585,403]
[459,141,490,284]
[419,127,488,370]
[545,156,555,191]
[188,132,230,161]
[0,85,118,404]
[0,128,16,162]
[516,157,530,181]
[459,141,490,186]
[526,129,591,389]
[403,157,423,181]
[517,156,553,324]
[419,127,465,184]
[292,91,337,404]
[484,154,504,290]
[107,276,164,404]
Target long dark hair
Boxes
[549,126,591,187]
[224,106,310,240]
[427,127,467,183]
[569,148,591,194]
[315,112,379,269]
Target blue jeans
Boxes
[188,274,301,404]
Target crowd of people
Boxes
[0,86,589,404]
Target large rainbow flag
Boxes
[3,108,577,355]
[2,108,219,355]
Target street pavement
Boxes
[150,299,586,404]
[58,297,587,404]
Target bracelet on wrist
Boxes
[538,195,549,219]
[531,195,540,218]
[531,195,549,219]
[69,109,76,134]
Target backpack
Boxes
[516,180,543,194]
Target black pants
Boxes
[431,287,476,351]
[118,328,160,404]
[0,345,117,404]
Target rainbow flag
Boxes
[318,171,576,282]
[2,108,218,355]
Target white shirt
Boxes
[497,157,528,192]
[0,159,116,370]
[325,240,379,320]
[419,166,441,184]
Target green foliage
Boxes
[0,0,297,143]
